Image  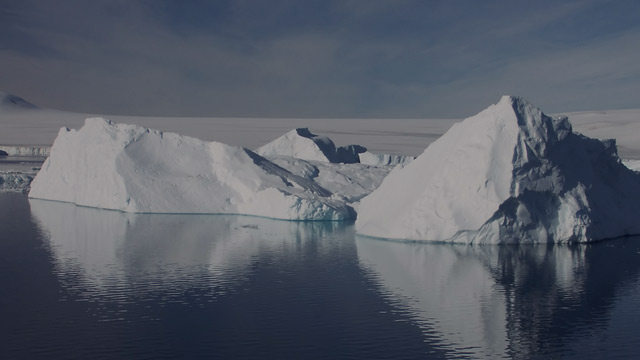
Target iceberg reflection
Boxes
[355,236,640,358]
[29,198,342,302]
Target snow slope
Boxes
[256,127,414,166]
[256,128,359,163]
[29,118,353,220]
[265,156,390,207]
[356,96,640,243]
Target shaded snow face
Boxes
[356,96,640,244]
[28,118,353,220]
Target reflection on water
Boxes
[30,199,344,305]
[356,236,640,359]
[3,194,640,358]
[21,197,439,359]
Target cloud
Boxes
[0,0,639,117]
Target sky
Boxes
[1,0,640,118]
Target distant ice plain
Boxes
[2,106,638,159]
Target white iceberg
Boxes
[356,96,640,243]
[28,118,353,220]
[255,128,404,208]
[256,127,413,166]
[256,128,357,163]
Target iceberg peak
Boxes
[257,127,362,163]
[356,97,640,244]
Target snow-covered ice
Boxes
[253,127,406,208]
[256,128,360,163]
[256,127,413,166]
[29,118,355,220]
[356,96,640,243]
[264,156,390,208]
[6,92,640,237]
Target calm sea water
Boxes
[2,192,640,359]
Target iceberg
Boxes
[28,118,353,220]
[256,128,358,163]
[255,128,404,207]
[256,127,413,166]
[356,96,640,243]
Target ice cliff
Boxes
[356,96,640,243]
[0,145,51,156]
[28,118,353,220]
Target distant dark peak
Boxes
[0,92,39,110]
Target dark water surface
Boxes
[2,192,640,359]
